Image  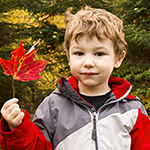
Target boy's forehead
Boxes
[72,34,111,45]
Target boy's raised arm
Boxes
[0,98,53,150]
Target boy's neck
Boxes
[78,81,111,96]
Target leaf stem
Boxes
[12,78,15,98]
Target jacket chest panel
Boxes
[96,108,138,149]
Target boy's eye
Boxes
[95,52,104,56]
[75,52,84,56]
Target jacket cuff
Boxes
[0,110,30,141]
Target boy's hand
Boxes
[1,98,24,131]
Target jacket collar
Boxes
[57,75,136,100]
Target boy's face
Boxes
[69,35,125,96]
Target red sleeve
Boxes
[0,110,53,150]
[130,108,150,150]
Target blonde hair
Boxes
[62,5,127,58]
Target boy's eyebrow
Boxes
[70,45,83,50]
[94,46,109,51]
[71,46,109,51]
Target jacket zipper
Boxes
[78,100,121,150]
[92,112,99,150]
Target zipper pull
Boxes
[92,112,96,140]
[92,129,96,140]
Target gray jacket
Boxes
[33,76,149,150]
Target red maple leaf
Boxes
[0,41,48,97]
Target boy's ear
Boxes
[114,51,126,68]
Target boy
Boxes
[1,5,150,150]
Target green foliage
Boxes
[110,0,150,115]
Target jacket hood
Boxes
[57,76,136,101]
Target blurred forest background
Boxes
[0,0,150,115]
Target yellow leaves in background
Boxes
[0,8,65,31]
[50,15,65,29]
[35,49,70,95]
[0,9,36,26]
[37,71,57,94]
[39,13,65,29]
[0,7,65,52]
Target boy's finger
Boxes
[12,111,24,126]
[6,103,19,114]
[1,98,19,112]
[10,107,21,119]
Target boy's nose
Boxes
[83,55,95,68]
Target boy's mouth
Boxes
[81,72,98,76]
